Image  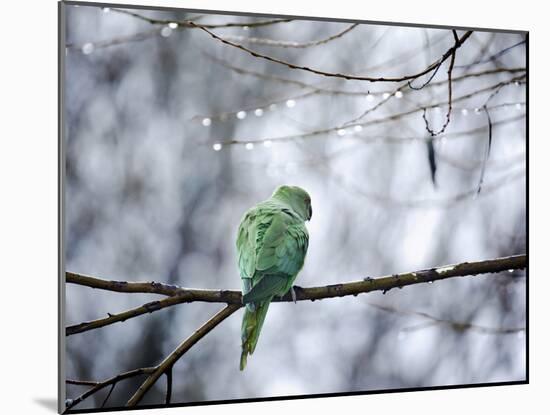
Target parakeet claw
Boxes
[290,286,297,304]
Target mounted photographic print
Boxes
[58,1,528,413]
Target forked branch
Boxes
[66,254,526,336]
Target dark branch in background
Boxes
[66,255,526,336]
[455,39,527,68]
[475,79,525,193]
[191,22,473,83]
[367,303,525,335]
[219,23,359,48]
[408,62,443,90]
[126,304,241,407]
[165,369,173,405]
[421,31,459,137]
[477,106,493,193]
[101,384,116,408]
[65,367,155,410]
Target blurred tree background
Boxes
[63,3,526,410]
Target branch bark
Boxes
[66,254,526,336]
[126,304,241,407]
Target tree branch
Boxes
[126,304,241,407]
[66,255,526,336]
[191,23,473,83]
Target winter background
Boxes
[63,3,526,410]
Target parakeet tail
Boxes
[240,299,272,371]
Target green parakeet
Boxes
[236,185,312,370]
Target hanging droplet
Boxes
[515,103,522,110]
[81,43,94,55]
[263,140,272,148]
[269,104,277,111]
[337,129,347,137]
[102,7,110,13]
[243,26,250,31]
[508,269,515,273]
[428,281,434,284]
[245,142,254,150]
[517,331,525,339]
[202,118,211,127]
[254,108,264,117]
[434,106,442,113]
[354,125,363,132]
[161,26,172,37]
[168,22,179,29]
[395,91,403,99]
[461,108,469,116]
[286,99,296,108]
[382,92,391,99]
[212,143,222,151]
[474,107,481,114]
[366,94,375,102]
[236,111,247,120]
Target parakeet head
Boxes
[271,185,312,221]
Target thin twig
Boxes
[112,8,294,29]
[65,367,155,410]
[219,23,358,48]
[456,39,527,68]
[192,22,473,83]
[477,106,493,193]
[101,383,116,408]
[165,368,173,405]
[422,30,459,136]
[126,304,241,407]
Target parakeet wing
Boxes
[239,210,309,302]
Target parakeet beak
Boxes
[308,205,312,221]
